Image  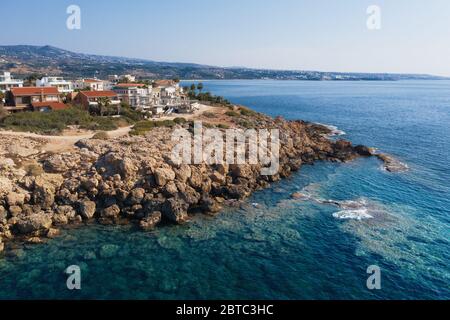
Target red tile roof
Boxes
[11,87,59,96]
[114,83,146,88]
[84,79,102,83]
[31,102,68,111]
[79,90,118,98]
[154,80,175,87]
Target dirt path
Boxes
[0,126,132,153]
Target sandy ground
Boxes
[0,126,132,153]
[0,103,233,153]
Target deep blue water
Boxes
[0,80,449,299]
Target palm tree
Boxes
[97,97,111,117]
[197,82,204,93]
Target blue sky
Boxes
[2,0,450,76]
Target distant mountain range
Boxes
[0,45,447,81]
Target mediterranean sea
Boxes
[0,80,448,299]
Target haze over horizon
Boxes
[2,0,450,77]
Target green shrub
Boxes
[173,117,187,124]
[237,119,254,129]
[203,122,215,129]
[129,119,176,136]
[217,123,230,129]
[92,131,110,140]
[225,111,239,117]
[239,108,257,117]
[0,107,123,135]
[202,111,216,118]
[120,104,144,123]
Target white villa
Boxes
[0,72,23,93]
[36,76,73,94]
[73,78,106,91]
[113,83,152,110]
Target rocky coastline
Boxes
[0,110,384,253]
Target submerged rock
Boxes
[99,244,119,258]
[376,154,409,172]
[291,192,307,200]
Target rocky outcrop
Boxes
[162,197,189,224]
[15,214,53,235]
[0,113,381,251]
[376,153,409,172]
[77,200,96,219]
[139,211,162,230]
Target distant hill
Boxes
[0,45,447,81]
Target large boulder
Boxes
[32,174,64,209]
[97,153,138,179]
[162,198,189,224]
[188,167,203,189]
[8,206,22,217]
[210,171,226,184]
[43,155,70,173]
[6,192,26,207]
[77,200,96,219]
[101,205,121,219]
[354,145,373,157]
[164,181,178,196]
[174,165,191,183]
[127,188,145,205]
[0,177,13,197]
[230,164,254,179]
[154,167,176,187]
[0,205,7,221]
[139,211,162,230]
[15,214,53,235]
[200,197,222,214]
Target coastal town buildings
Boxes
[74,90,121,110]
[4,87,61,112]
[113,83,151,110]
[0,72,23,93]
[36,76,73,93]
[1,71,195,116]
[73,78,106,91]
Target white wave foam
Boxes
[316,123,346,136]
[333,209,374,220]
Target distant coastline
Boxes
[1,45,448,81]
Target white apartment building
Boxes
[161,86,183,106]
[113,83,152,110]
[0,72,23,92]
[36,76,73,94]
[73,78,105,91]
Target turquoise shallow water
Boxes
[1,80,449,299]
